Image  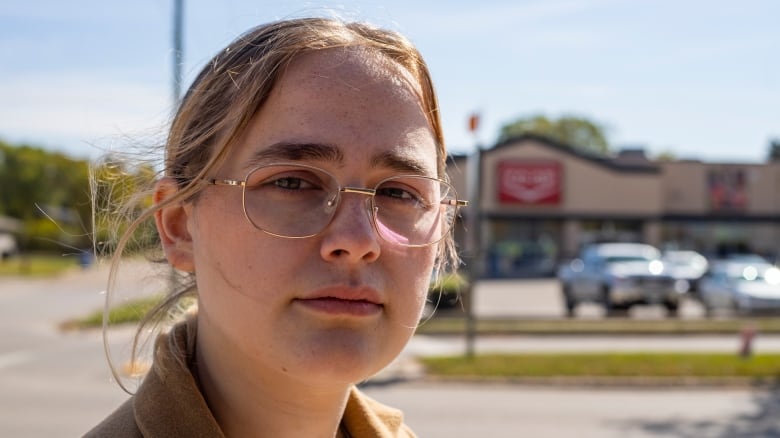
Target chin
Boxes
[293,327,409,385]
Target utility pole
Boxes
[464,113,483,359]
[169,0,185,293]
[172,0,184,105]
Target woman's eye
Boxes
[273,177,310,190]
[379,187,415,200]
[377,185,431,208]
[256,171,324,191]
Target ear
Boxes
[154,178,195,273]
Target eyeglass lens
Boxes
[241,164,457,246]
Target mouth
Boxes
[295,286,383,317]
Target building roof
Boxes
[489,134,661,174]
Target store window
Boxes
[484,219,561,278]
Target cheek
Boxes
[391,246,437,318]
[190,195,285,298]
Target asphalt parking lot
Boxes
[462,277,709,320]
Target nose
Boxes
[319,192,381,264]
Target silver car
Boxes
[558,243,687,317]
[699,260,780,316]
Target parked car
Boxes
[0,233,17,260]
[723,253,770,264]
[662,250,709,294]
[698,260,780,316]
[557,243,687,317]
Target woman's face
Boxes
[182,49,439,386]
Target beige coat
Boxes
[84,319,415,437]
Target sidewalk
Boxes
[371,332,780,384]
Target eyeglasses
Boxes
[207,162,468,247]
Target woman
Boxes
[87,17,466,437]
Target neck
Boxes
[195,324,352,438]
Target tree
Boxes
[498,114,610,154]
[0,140,93,251]
[654,150,677,162]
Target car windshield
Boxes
[605,256,652,263]
[663,252,707,268]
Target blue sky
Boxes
[2,0,779,163]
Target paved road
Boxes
[0,262,154,437]
[363,382,780,438]
[2,262,780,437]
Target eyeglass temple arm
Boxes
[443,199,469,207]
[208,178,244,186]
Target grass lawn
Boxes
[421,352,780,382]
[0,254,82,277]
[60,295,163,330]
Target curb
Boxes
[416,374,780,389]
[366,356,780,389]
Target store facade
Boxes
[447,134,780,278]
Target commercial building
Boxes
[448,134,780,278]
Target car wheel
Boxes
[562,284,577,318]
[664,300,679,317]
[601,286,618,317]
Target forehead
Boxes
[285,47,422,100]
[231,48,438,176]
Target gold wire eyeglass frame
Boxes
[206,162,469,247]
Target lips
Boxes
[295,286,383,317]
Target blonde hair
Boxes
[100,17,457,391]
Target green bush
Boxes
[20,218,90,252]
[429,272,468,309]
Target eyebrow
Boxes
[245,142,344,168]
[245,142,434,176]
[370,150,432,176]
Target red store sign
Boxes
[497,161,562,205]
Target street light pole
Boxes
[169,0,185,293]
[464,113,483,359]
[172,0,184,105]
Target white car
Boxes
[558,243,687,317]
[698,261,780,316]
[662,250,709,293]
[0,233,17,260]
